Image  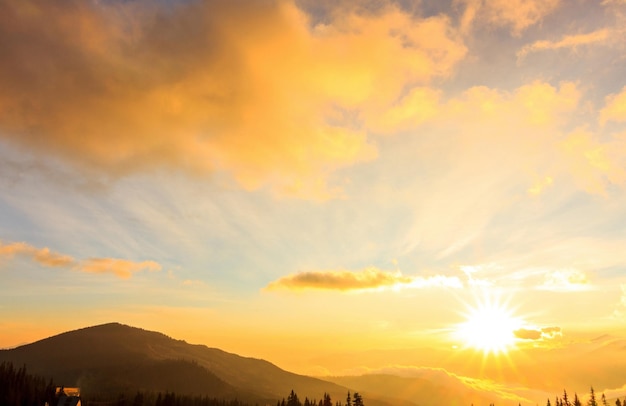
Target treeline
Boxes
[0,362,56,405]
[1,361,358,406]
[549,388,626,406]
[9,360,626,406]
[277,390,364,406]
[90,392,253,406]
[0,361,253,406]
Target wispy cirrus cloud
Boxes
[265,267,462,292]
[78,258,160,279]
[517,28,612,60]
[0,241,159,279]
[458,0,561,35]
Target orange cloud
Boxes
[600,86,626,125]
[458,0,561,35]
[560,129,626,195]
[366,87,441,134]
[0,240,160,279]
[0,241,74,268]
[514,326,561,340]
[78,258,161,279]
[265,267,462,292]
[0,0,466,199]
[517,29,612,60]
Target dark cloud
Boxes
[265,267,461,292]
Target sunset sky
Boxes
[2,0,626,402]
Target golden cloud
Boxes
[265,267,462,292]
[612,284,626,319]
[600,86,626,125]
[458,0,561,35]
[0,241,74,268]
[0,0,466,199]
[78,258,161,279]
[514,326,561,340]
[560,129,626,195]
[0,240,160,279]
[517,28,611,60]
[540,269,590,291]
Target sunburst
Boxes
[453,292,523,355]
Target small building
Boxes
[53,387,81,406]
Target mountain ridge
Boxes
[0,322,392,406]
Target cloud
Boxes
[514,328,541,340]
[265,267,462,292]
[78,258,161,279]
[514,326,562,340]
[559,128,626,195]
[458,0,561,35]
[612,284,626,318]
[0,240,159,279]
[366,87,441,134]
[0,241,74,268]
[539,269,590,291]
[527,176,554,196]
[517,29,612,60]
[437,81,626,197]
[340,365,535,405]
[460,265,494,287]
[600,86,626,125]
[0,0,466,199]
[398,80,587,255]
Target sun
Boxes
[453,294,523,355]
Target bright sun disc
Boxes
[454,296,522,355]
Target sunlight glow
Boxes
[454,294,523,355]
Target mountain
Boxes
[0,323,357,404]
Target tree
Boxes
[353,393,363,406]
[287,390,301,406]
[589,387,598,406]
[133,392,145,406]
[574,393,582,406]
[346,392,352,406]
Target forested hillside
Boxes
[3,359,626,406]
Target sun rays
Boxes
[453,291,524,356]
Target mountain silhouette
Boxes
[0,323,357,404]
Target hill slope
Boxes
[0,323,354,404]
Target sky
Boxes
[2,0,626,402]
